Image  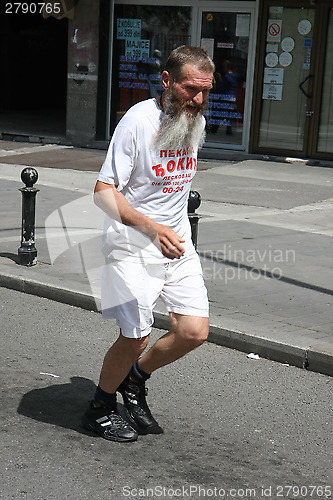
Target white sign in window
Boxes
[264,67,284,84]
[262,83,283,100]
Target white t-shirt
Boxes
[98,98,205,262]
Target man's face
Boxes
[154,63,213,150]
[163,63,213,117]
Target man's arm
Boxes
[94,180,185,260]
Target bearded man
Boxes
[82,45,214,442]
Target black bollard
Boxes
[18,168,39,266]
[187,190,201,250]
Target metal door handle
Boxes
[299,74,314,98]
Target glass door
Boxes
[253,1,333,159]
[199,8,255,150]
[258,5,315,153]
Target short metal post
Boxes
[187,190,201,250]
[18,168,39,266]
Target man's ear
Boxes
[161,70,172,91]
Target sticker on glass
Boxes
[262,84,283,101]
[264,67,284,85]
[298,19,312,35]
[267,20,282,42]
[279,52,292,67]
[265,52,279,68]
[237,38,249,53]
[117,19,141,40]
[266,43,278,53]
[281,37,295,52]
[201,38,214,59]
[303,47,311,69]
[269,6,283,15]
[236,14,250,37]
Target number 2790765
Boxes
[5,3,61,14]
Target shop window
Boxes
[111,4,191,132]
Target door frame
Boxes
[250,0,333,160]
[307,0,332,159]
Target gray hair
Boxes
[164,45,215,82]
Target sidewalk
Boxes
[1,140,333,376]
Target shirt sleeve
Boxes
[98,124,137,191]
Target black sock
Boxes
[132,359,151,381]
[94,385,116,408]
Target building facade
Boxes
[1,0,332,160]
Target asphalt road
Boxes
[1,287,332,500]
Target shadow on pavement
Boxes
[17,376,132,437]
[17,376,97,436]
[0,252,19,263]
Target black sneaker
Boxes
[117,372,163,434]
[82,401,138,442]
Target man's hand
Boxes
[155,224,185,259]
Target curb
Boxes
[0,273,332,378]
[155,314,332,378]
[0,272,98,312]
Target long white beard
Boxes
[154,109,206,151]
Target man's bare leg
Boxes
[114,314,208,433]
[98,332,149,394]
[138,313,209,374]
[82,332,149,442]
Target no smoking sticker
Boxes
[269,23,280,37]
[267,19,282,42]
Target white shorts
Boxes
[101,252,209,338]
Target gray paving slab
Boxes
[0,141,332,377]
[191,162,333,209]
